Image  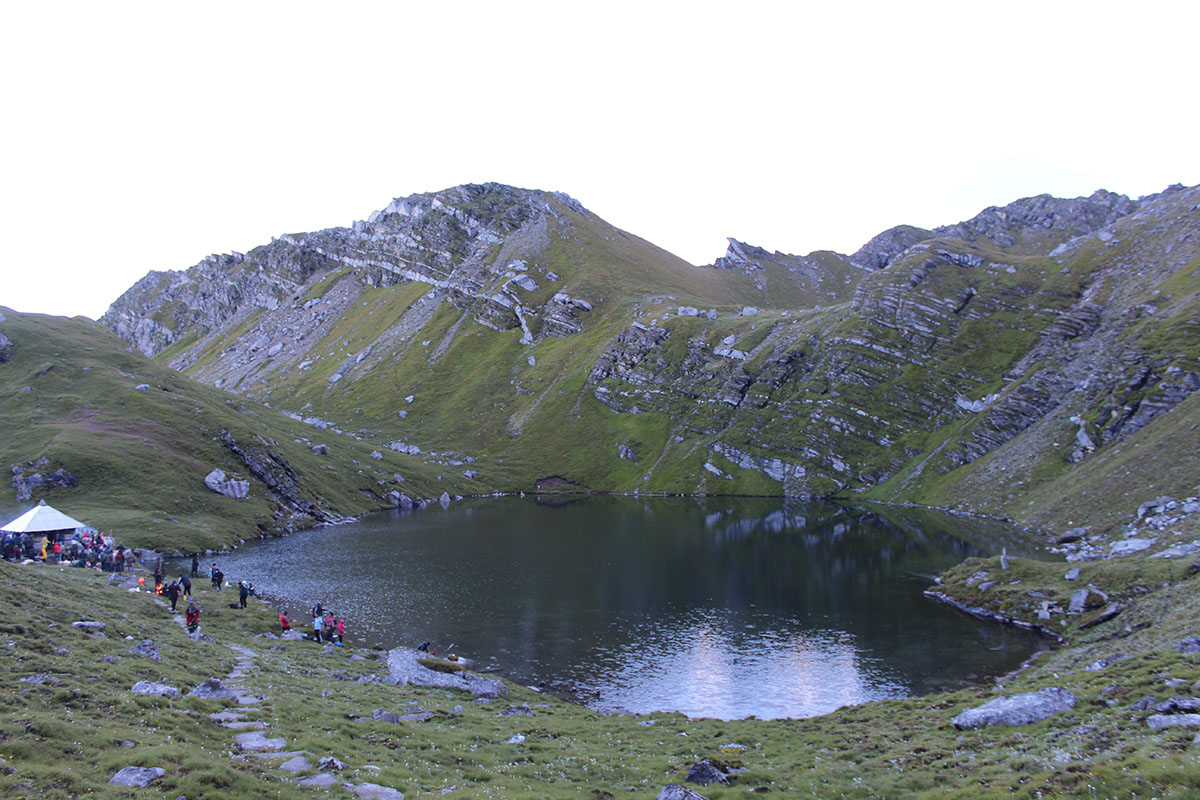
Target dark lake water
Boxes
[187,496,1052,720]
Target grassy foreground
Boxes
[2,553,1199,799]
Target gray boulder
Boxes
[204,468,250,499]
[685,759,730,785]
[278,755,313,773]
[72,621,105,632]
[187,678,239,700]
[372,708,433,724]
[1147,714,1200,729]
[19,674,61,685]
[658,785,709,800]
[354,783,405,799]
[130,681,179,699]
[235,731,286,752]
[108,766,165,787]
[1175,637,1200,654]
[318,756,347,771]
[299,773,340,788]
[952,687,1078,730]
[127,639,161,662]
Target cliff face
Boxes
[99,181,1200,533]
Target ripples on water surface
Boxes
[189,496,1051,719]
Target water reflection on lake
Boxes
[189,496,1052,719]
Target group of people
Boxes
[286,601,346,645]
[1,529,132,571]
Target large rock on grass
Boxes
[658,786,709,800]
[187,678,239,700]
[204,468,250,499]
[952,687,1078,730]
[127,639,161,662]
[354,783,405,799]
[108,766,165,787]
[130,681,179,699]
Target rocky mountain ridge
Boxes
[96,181,1200,536]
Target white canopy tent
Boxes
[1,500,88,535]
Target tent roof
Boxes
[1,500,89,534]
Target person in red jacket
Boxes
[280,611,290,634]
[185,601,200,633]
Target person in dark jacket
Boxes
[164,580,181,612]
[179,572,192,600]
[191,553,199,577]
[238,581,249,608]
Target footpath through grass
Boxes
[1,558,1199,799]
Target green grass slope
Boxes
[0,309,462,552]
[3,546,1200,798]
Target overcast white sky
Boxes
[3,1,1197,320]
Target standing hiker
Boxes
[185,601,200,633]
[179,572,192,600]
[191,553,199,577]
[280,610,290,634]
[238,580,249,609]
[164,580,181,612]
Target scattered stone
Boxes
[312,444,328,455]
[278,755,312,773]
[1151,540,1200,559]
[131,681,179,699]
[200,680,242,701]
[235,731,286,752]
[318,756,347,772]
[299,773,339,788]
[1147,714,1200,730]
[280,629,307,641]
[371,708,433,724]
[108,766,165,787]
[127,639,161,662]
[1155,697,1200,714]
[1108,539,1154,557]
[685,760,730,785]
[354,782,405,799]
[134,384,151,392]
[497,705,533,717]
[72,621,105,632]
[19,674,61,685]
[188,630,215,642]
[1129,696,1158,711]
[1176,637,1200,654]
[1064,568,1081,581]
[209,711,247,723]
[370,451,383,460]
[221,720,265,731]
[658,785,709,800]
[1057,529,1086,545]
[506,734,526,744]
[204,468,250,499]
[1078,603,1123,629]
[951,687,1078,729]
[385,648,506,697]
[1085,656,1123,672]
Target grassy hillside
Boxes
[0,309,465,553]
[2,545,1199,798]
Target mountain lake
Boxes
[183,496,1054,720]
